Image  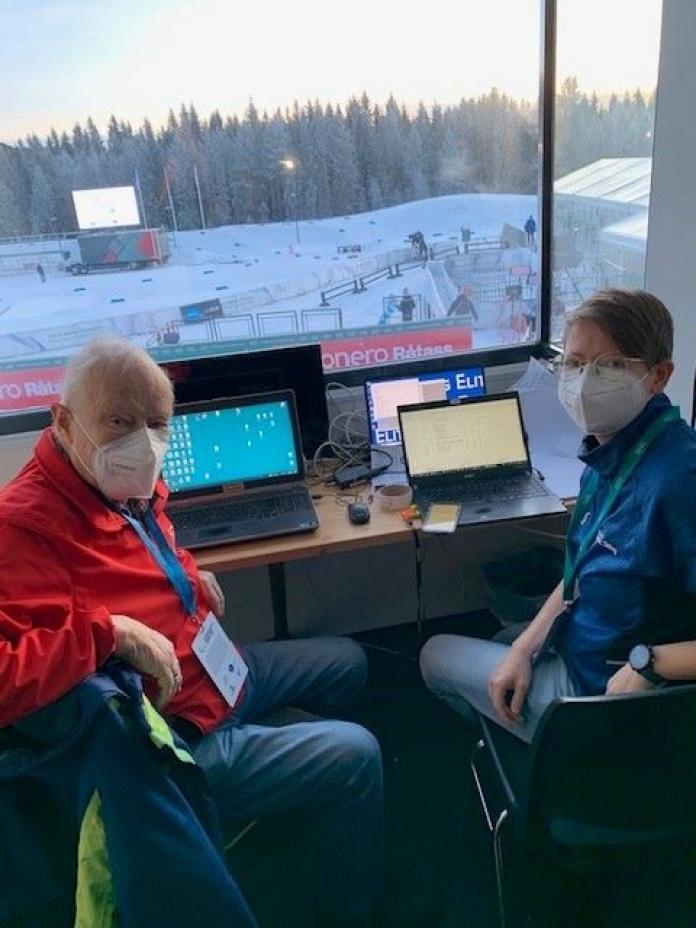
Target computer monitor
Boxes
[399,393,528,478]
[162,391,302,494]
[365,366,486,446]
[161,344,329,457]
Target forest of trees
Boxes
[0,78,655,237]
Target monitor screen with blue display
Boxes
[162,395,299,493]
[365,367,486,446]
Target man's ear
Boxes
[51,403,72,441]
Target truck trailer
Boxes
[67,229,170,275]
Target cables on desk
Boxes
[309,381,393,488]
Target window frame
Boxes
[0,1,559,432]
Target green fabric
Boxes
[141,695,195,766]
[74,790,116,928]
[72,698,194,927]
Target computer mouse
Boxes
[347,502,371,525]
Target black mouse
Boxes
[347,502,371,525]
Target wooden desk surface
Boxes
[194,484,414,573]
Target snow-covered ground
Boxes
[0,193,538,360]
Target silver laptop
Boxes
[163,390,319,549]
[398,391,566,525]
[364,367,486,480]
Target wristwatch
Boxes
[628,644,664,686]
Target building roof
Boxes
[554,158,652,207]
[599,211,648,249]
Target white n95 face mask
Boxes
[72,418,169,502]
[558,366,651,436]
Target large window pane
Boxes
[552,0,663,340]
[0,1,542,413]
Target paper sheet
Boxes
[510,358,585,499]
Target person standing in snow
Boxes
[398,288,416,323]
[524,215,536,247]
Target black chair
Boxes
[470,684,696,928]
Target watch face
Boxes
[630,644,651,672]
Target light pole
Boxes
[279,158,300,245]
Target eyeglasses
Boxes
[552,354,649,381]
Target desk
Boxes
[194,485,571,639]
[194,485,414,637]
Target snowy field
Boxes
[0,193,538,361]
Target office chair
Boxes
[470,684,696,928]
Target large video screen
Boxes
[72,186,140,230]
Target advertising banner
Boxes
[320,326,472,371]
[0,324,474,413]
[0,366,63,411]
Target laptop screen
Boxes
[365,367,485,446]
[162,394,300,493]
[400,395,528,478]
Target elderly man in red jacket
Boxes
[0,337,382,928]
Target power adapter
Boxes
[334,460,389,489]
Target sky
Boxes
[0,0,663,143]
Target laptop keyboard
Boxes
[171,488,313,531]
[425,475,546,503]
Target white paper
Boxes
[510,358,585,499]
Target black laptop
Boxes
[398,391,566,526]
[163,390,319,549]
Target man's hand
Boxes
[605,663,654,696]
[200,570,225,619]
[111,614,182,709]
[489,648,533,724]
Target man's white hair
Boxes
[61,336,173,414]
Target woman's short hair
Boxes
[566,289,673,365]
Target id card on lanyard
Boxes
[121,506,248,707]
[562,407,680,607]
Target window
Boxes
[551,0,663,341]
[0,1,545,413]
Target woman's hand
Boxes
[489,648,533,724]
[605,663,654,695]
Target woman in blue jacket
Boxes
[421,288,696,742]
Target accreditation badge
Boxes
[191,611,248,708]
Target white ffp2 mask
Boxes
[72,419,169,501]
[558,367,651,436]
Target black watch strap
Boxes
[629,644,664,686]
[637,665,664,686]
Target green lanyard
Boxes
[562,407,680,605]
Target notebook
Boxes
[364,366,486,482]
[398,391,566,526]
[163,390,319,549]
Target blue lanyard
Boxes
[120,506,197,617]
[562,407,680,604]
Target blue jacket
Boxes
[0,661,256,927]
[557,394,696,695]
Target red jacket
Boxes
[0,429,231,732]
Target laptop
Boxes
[163,390,319,549]
[364,366,486,480]
[398,391,566,525]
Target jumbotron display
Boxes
[72,186,140,230]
